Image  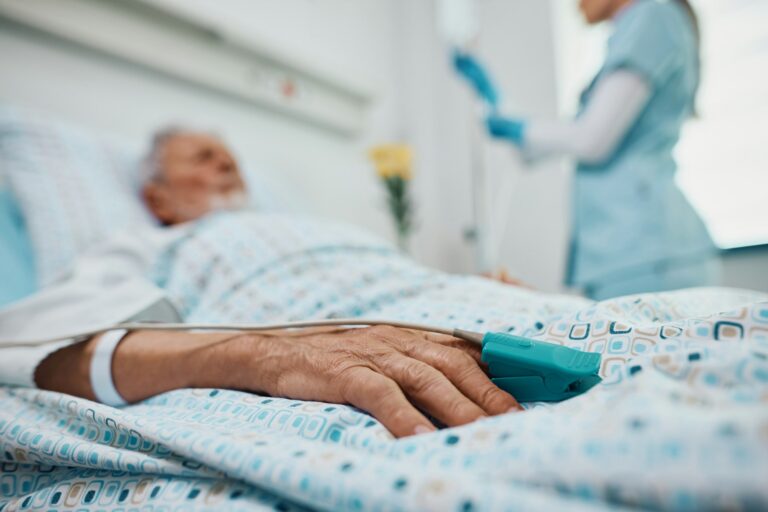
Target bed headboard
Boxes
[0,0,389,234]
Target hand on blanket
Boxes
[35,326,521,439]
[220,325,522,437]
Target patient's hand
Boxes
[36,326,521,438]
[221,326,521,437]
[481,268,532,288]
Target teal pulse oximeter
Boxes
[480,333,603,402]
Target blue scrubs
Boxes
[567,0,718,299]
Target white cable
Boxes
[117,320,465,339]
[2,318,484,348]
[88,329,129,407]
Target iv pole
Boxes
[438,0,492,273]
[466,100,491,273]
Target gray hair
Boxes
[140,126,225,185]
[140,126,188,185]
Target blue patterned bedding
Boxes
[2,213,767,511]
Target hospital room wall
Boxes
[396,0,572,291]
[142,0,408,233]
[4,0,546,282]
[0,0,403,240]
[148,0,402,143]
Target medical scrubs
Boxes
[568,0,718,300]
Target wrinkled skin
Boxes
[38,324,523,438]
[218,326,522,437]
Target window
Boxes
[675,0,768,249]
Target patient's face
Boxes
[143,133,247,225]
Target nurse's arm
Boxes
[523,69,651,165]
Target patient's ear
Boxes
[142,183,173,224]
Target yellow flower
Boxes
[369,144,413,180]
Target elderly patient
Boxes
[10,130,521,438]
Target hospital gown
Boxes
[1,212,767,511]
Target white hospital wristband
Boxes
[89,329,129,406]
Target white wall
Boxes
[395,0,571,291]
[0,0,574,291]
[0,0,402,240]
[721,249,768,293]
[149,0,401,144]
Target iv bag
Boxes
[437,0,479,48]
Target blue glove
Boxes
[452,49,499,110]
[486,115,526,145]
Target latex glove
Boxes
[486,115,526,145]
[452,49,499,109]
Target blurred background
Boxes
[1,0,766,294]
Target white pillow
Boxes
[0,106,154,286]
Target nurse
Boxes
[457,0,719,300]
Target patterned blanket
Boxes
[2,213,767,511]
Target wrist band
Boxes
[89,329,129,406]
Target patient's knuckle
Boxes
[429,348,455,368]
[448,349,474,369]
[376,380,401,401]
[337,365,364,388]
[451,361,479,388]
[458,351,477,367]
[446,397,473,419]
[402,363,440,394]
[437,348,476,376]
[369,376,397,397]
[479,383,504,407]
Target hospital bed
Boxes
[2,104,768,512]
[2,2,768,510]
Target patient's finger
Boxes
[339,366,434,438]
[409,344,521,415]
[382,356,487,427]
